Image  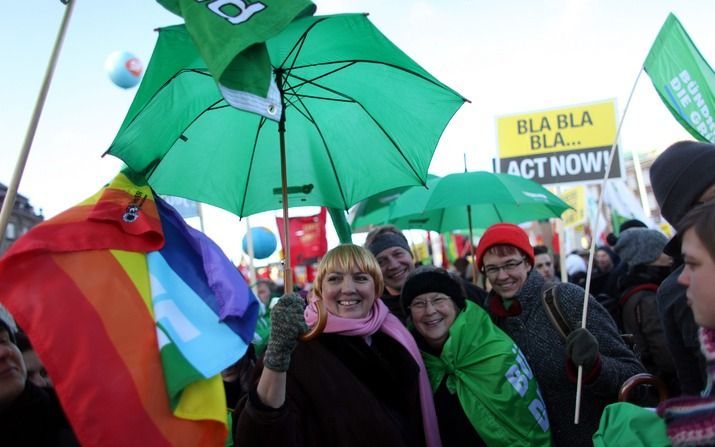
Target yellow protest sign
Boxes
[497,100,621,184]
[559,185,586,228]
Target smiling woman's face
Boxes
[320,267,377,319]
[409,292,457,350]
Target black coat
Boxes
[236,332,426,447]
[0,382,78,447]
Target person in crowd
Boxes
[235,244,440,446]
[564,251,587,287]
[590,246,620,300]
[657,199,715,445]
[453,256,471,281]
[533,245,559,285]
[15,331,52,389]
[366,225,487,320]
[650,141,715,395]
[614,228,678,394]
[252,279,278,356]
[364,225,417,322]
[475,223,644,446]
[0,305,78,447]
[401,265,552,446]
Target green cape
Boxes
[422,301,552,446]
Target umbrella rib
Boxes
[276,17,330,70]
[118,69,212,133]
[238,116,268,217]
[283,62,357,93]
[286,60,466,97]
[284,73,427,184]
[283,77,350,209]
[141,97,223,180]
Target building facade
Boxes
[0,184,44,255]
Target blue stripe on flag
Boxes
[155,197,258,343]
[148,251,249,378]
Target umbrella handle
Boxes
[299,298,327,342]
[618,373,669,403]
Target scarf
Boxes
[421,301,551,446]
[305,298,442,447]
[657,327,715,446]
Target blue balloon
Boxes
[242,227,277,259]
[105,51,143,89]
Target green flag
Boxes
[422,302,551,446]
[644,13,715,143]
[156,0,315,120]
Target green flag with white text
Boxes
[644,13,715,143]
[156,0,315,120]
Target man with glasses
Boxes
[476,223,643,446]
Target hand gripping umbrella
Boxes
[107,13,467,337]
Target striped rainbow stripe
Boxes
[0,171,258,446]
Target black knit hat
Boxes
[400,265,466,313]
[650,141,715,229]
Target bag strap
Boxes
[542,284,573,340]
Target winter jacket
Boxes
[235,332,426,447]
[483,270,645,447]
[0,382,79,447]
[656,265,707,395]
[617,265,677,392]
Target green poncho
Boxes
[421,301,552,446]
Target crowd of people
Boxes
[3,140,715,445]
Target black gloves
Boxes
[263,294,309,372]
[565,328,599,370]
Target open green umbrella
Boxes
[107,13,467,291]
[349,174,440,233]
[379,171,571,280]
[388,172,571,232]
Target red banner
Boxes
[276,208,328,268]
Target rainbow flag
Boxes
[0,171,258,446]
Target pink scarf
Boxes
[305,298,442,447]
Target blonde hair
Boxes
[314,244,384,298]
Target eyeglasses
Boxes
[409,295,452,311]
[483,257,526,277]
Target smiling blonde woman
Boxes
[236,244,441,447]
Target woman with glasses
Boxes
[475,223,643,447]
[401,265,552,446]
[235,244,440,447]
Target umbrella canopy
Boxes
[107,13,467,218]
[382,172,571,232]
[349,174,440,232]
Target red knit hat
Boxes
[476,223,535,270]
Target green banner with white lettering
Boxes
[156,0,315,119]
[644,13,715,143]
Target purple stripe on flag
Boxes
[156,196,258,344]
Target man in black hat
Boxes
[650,140,715,395]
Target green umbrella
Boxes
[381,171,571,280]
[349,174,440,233]
[386,172,570,232]
[107,13,466,290]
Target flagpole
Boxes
[245,216,258,292]
[0,0,76,245]
[574,67,644,424]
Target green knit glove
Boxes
[263,294,309,372]
[565,328,599,370]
